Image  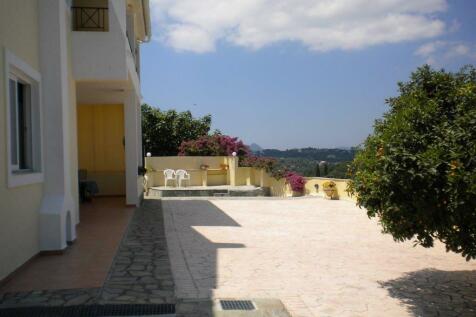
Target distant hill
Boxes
[249,143,263,153]
[258,147,357,163]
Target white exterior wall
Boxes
[112,0,127,36]
[0,0,148,281]
[38,0,77,250]
[124,91,142,206]
[73,0,143,206]
[72,1,128,81]
[126,47,141,95]
[72,0,139,94]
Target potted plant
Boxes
[322,181,338,199]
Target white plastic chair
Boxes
[175,169,191,187]
[163,169,176,187]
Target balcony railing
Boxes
[72,7,108,32]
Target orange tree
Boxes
[348,65,476,260]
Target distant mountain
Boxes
[254,147,357,178]
[249,143,263,153]
[257,147,357,163]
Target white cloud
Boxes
[166,24,215,53]
[150,0,448,53]
[415,41,445,57]
[446,43,470,57]
[415,41,476,65]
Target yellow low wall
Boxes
[236,167,253,186]
[146,156,227,171]
[145,156,231,187]
[237,167,354,200]
[144,156,355,201]
[304,177,354,201]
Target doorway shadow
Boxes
[379,268,476,316]
[162,199,245,316]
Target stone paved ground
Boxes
[0,288,100,308]
[161,197,476,317]
[0,200,175,310]
[99,200,175,305]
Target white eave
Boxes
[141,0,151,42]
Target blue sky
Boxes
[141,0,476,149]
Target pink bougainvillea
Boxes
[179,134,306,193]
[285,171,306,193]
[178,134,250,157]
[239,156,277,171]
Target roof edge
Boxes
[141,0,151,42]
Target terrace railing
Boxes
[72,7,108,32]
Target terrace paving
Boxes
[0,199,175,312]
[2,196,475,317]
[161,197,476,317]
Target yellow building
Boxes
[0,0,151,282]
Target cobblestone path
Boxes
[98,200,175,305]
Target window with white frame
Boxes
[5,49,43,187]
[9,75,33,171]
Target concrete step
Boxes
[148,186,270,198]
[213,193,231,197]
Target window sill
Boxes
[8,172,44,188]
[12,169,34,174]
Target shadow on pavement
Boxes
[379,268,476,317]
[162,199,246,317]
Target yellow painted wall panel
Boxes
[77,104,125,195]
[78,106,94,171]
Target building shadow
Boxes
[161,199,245,317]
[379,268,476,316]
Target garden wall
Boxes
[304,177,355,201]
[144,156,355,201]
[145,156,231,187]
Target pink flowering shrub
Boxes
[241,156,306,192]
[178,134,250,158]
[285,171,306,193]
[180,134,306,193]
[239,156,277,172]
[240,155,286,179]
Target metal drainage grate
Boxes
[0,303,175,317]
[220,300,255,311]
